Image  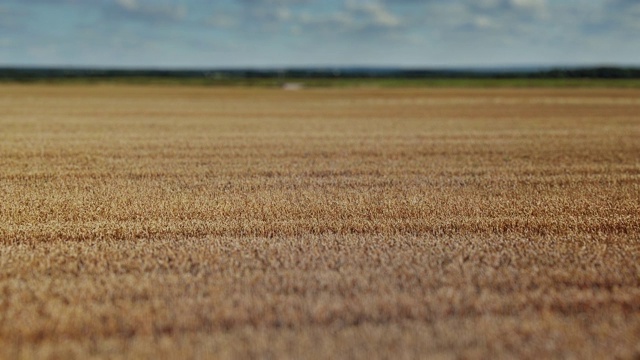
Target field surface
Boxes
[0,85,639,359]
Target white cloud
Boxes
[473,16,498,30]
[116,0,138,11]
[474,0,502,9]
[113,0,187,22]
[510,0,547,11]
[298,11,355,28]
[275,7,292,21]
[346,1,401,28]
[293,0,402,34]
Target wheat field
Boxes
[0,85,639,359]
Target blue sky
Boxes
[0,0,638,68]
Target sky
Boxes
[0,0,638,69]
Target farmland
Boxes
[0,85,639,358]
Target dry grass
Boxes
[0,85,639,359]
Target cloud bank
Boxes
[0,0,638,67]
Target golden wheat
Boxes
[0,85,639,359]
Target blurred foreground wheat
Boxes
[0,86,639,358]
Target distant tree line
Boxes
[396,67,640,79]
[1,66,639,82]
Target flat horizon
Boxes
[2,64,639,72]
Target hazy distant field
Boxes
[1,85,639,358]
